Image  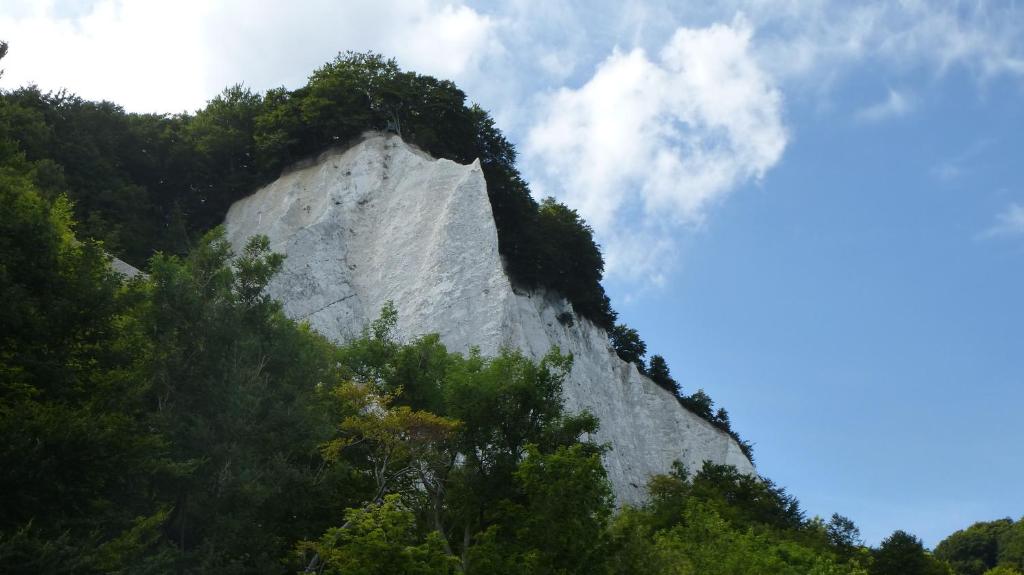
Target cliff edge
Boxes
[224,132,754,505]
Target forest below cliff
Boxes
[2,44,1022,574]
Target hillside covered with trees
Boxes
[2,42,1021,574]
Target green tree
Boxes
[320,378,459,505]
[534,198,613,327]
[935,518,1024,575]
[137,229,353,573]
[828,514,864,555]
[652,500,843,575]
[0,159,174,571]
[299,495,458,575]
[605,461,871,575]
[647,354,679,395]
[871,530,950,575]
[508,443,613,574]
[935,519,1012,575]
[310,308,610,572]
[441,347,603,567]
[688,463,803,532]
[982,567,1023,575]
[1000,520,1024,570]
[183,84,265,231]
[679,389,715,420]
[609,324,646,368]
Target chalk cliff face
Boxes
[224,133,754,505]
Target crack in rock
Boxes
[297,293,357,321]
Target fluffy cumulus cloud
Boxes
[198,0,500,100]
[0,0,212,112]
[0,0,499,113]
[525,16,786,279]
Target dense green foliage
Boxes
[0,103,610,569]
[870,531,950,575]
[0,152,609,570]
[935,518,1024,575]
[609,324,647,369]
[607,462,872,575]
[647,354,678,393]
[0,150,351,570]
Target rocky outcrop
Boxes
[224,133,754,505]
[110,256,143,279]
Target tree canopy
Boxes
[935,518,1024,575]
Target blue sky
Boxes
[3,0,1022,547]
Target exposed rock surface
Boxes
[110,256,143,279]
[224,133,754,505]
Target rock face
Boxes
[224,133,754,505]
[110,256,143,279]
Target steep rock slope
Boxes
[224,133,754,504]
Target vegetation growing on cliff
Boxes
[0,51,615,328]
[0,47,757,457]
[610,327,753,460]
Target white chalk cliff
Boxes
[224,133,754,505]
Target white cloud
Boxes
[856,89,913,123]
[0,0,212,112]
[199,1,501,107]
[983,203,1024,238]
[537,50,576,80]
[525,16,786,279]
[736,1,1024,83]
[0,0,500,113]
[877,2,1024,80]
